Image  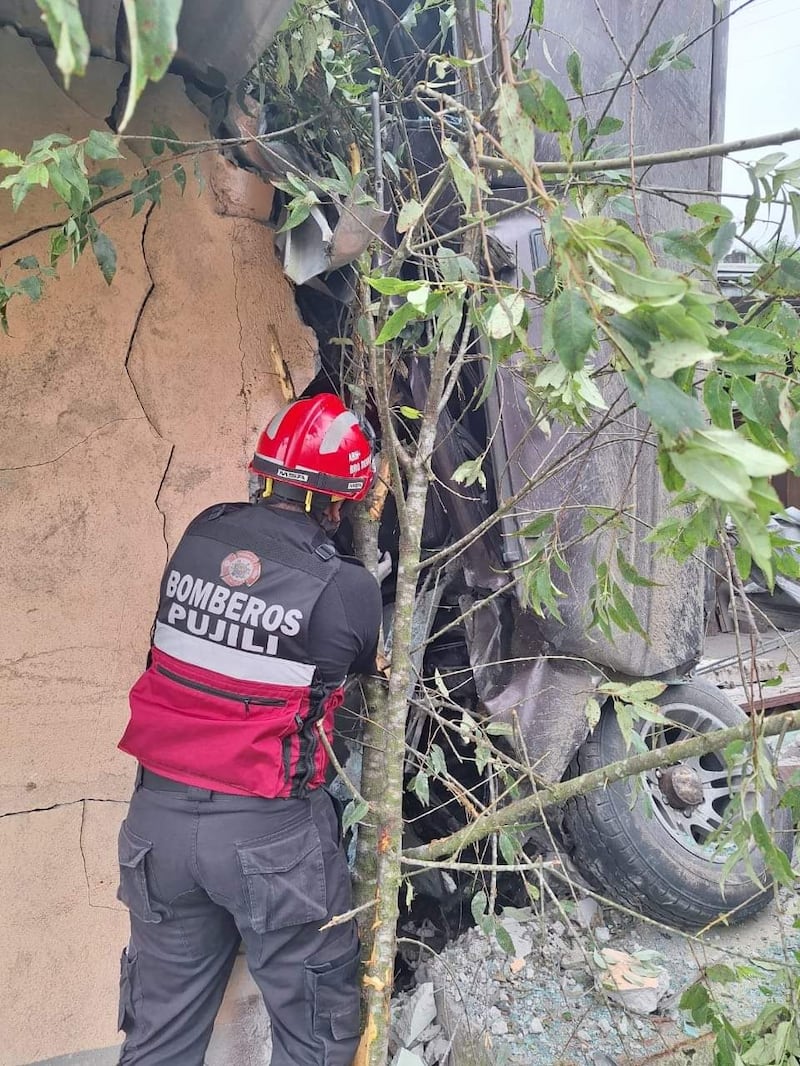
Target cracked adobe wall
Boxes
[0,29,316,1066]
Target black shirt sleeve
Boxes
[307,560,382,685]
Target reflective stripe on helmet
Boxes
[153,623,315,685]
[319,411,359,454]
[263,405,290,440]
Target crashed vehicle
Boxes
[227,0,793,931]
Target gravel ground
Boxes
[392,883,800,1066]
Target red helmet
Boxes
[249,394,376,502]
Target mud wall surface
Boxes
[0,28,315,1065]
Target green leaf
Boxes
[471,890,488,925]
[670,446,752,506]
[341,798,369,833]
[493,922,515,955]
[0,150,24,168]
[368,276,426,296]
[594,116,624,137]
[585,697,601,730]
[493,83,534,168]
[788,413,800,463]
[790,192,800,237]
[35,0,91,86]
[727,325,787,357]
[648,339,714,378]
[86,129,122,161]
[429,744,447,776]
[118,0,182,132]
[375,300,420,344]
[703,373,733,430]
[750,811,795,886]
[531,0,544,28]
[679,981,710,1014]
[485,721,514,736]
[172,162,186,194]
[687,201,733,225]
[517,71,571,134]
[610,583,646,637]
[17,275,43,301]
[647,37,681,70]
[697,428,788,477]
[276,41,290,88]
[90,228,117,284]
[15,256,39,270]
[566,51,583,95]
[627,374,705,437]
[442,138,486,208]
[598,258,689,304]
[705,964,738,984]
[396,198,423,233]
[710,220,737,265]
[658,230,712,268]
[92,167,125,189]
[410,771,430,806]
[498,831,518,865]
[616,549,658,588]
[486,292,526,339]
[49,229,69,265]
[277,200,310,233]
[452,457,486,489]
[551,288,594,371]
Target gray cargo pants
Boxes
[116,770,360,1066]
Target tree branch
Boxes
[402,706,800,862]
[479,127,800,175]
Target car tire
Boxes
[563,680,793,929]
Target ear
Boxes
[323,499,344,524]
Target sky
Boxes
[722,0,800,246]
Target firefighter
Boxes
[115,393,382,1066]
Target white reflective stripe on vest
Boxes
[153,622,316,686]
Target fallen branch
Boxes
[402,707,800,862]
[478,127,800,176]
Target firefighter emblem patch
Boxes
[220,551,261,587]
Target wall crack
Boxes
[0,417,145,472]
[79,799,122,911]
[231,221,251,463]
[1,797,126,820]
[123,200,176,561]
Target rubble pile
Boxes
[386,889,800,1066]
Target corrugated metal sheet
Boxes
[0,0,291,87]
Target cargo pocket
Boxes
[306,937,361,1058]
[117,821,162,923]
[117,946,139,1034]
[236,816,327,933]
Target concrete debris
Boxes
[424,1033,452,1064]
[415,1022,442,1046]
[529,1017,545,1035]
[395,982,438,1048]
[596,948,670,1014]
[595,925,612,943]
[496,913,533,959]
[393,1050,427,1066]
[560,946,586,970]
[576,897,603,930]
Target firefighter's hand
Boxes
[377,550,393,584]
